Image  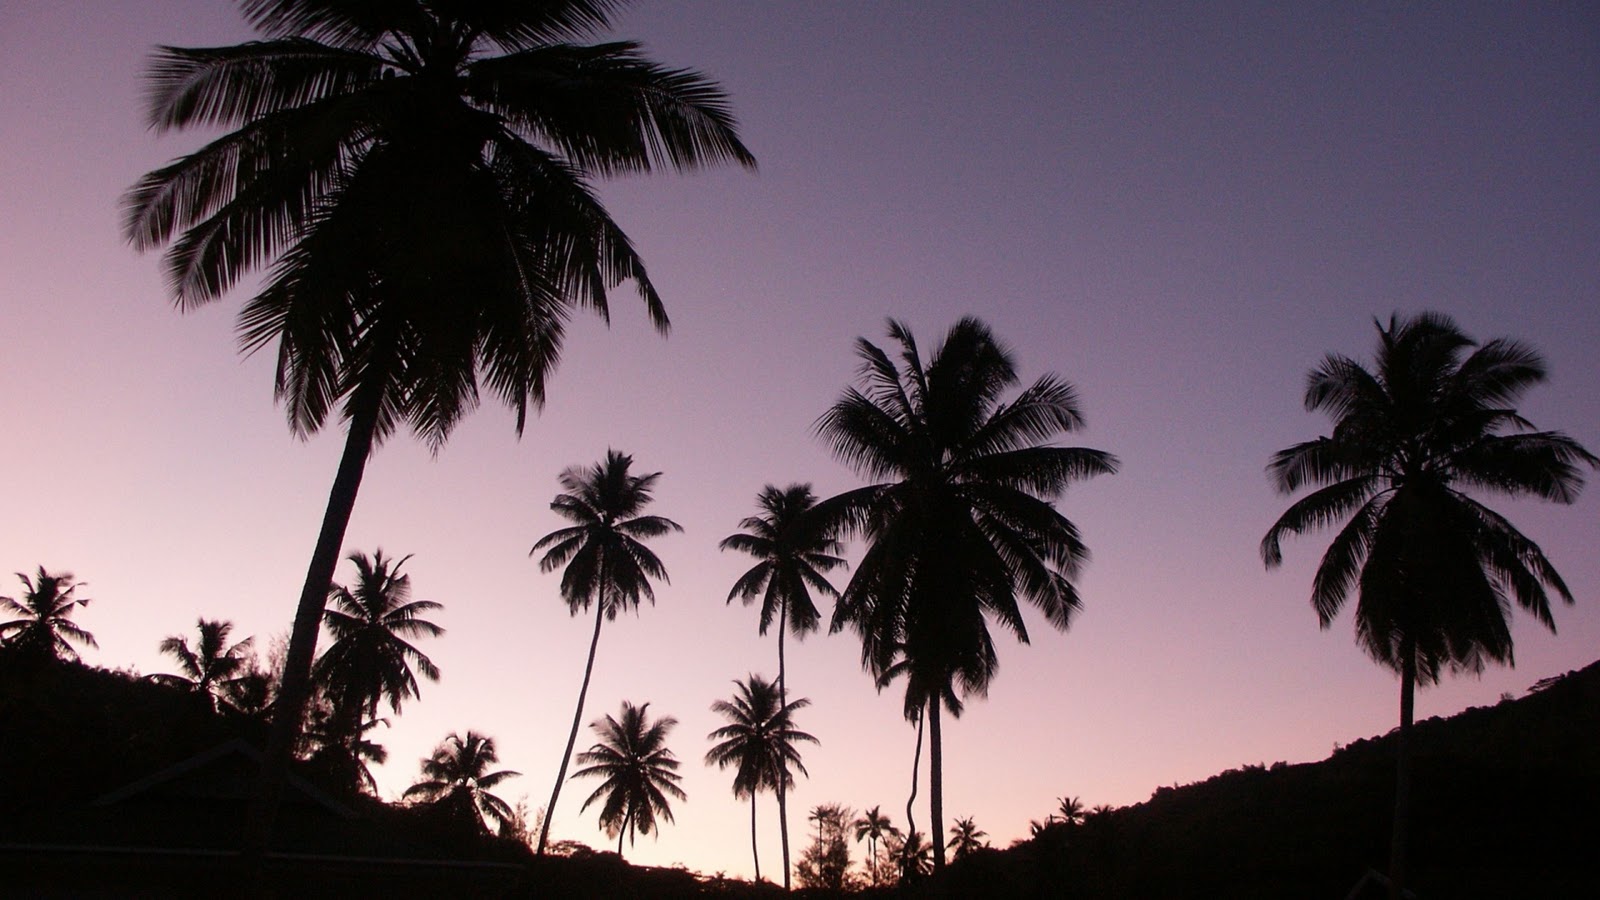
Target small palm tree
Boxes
[532,451,680,854]
[947,816,988,859]
[150,618,256,712]
[888,830,933,880]
[1263,313,1595,898]
[1056,794,1085,826]
[0,568,94,664]
[404,731,519,834]
[571,701,686,858]
[853,806,901,887]
[705,674,818,887]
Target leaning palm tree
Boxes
[123,0,752,854]
[571,701,686,858]
[314,550,443,757]
[1262,312,1595,900]
[853,805,900,887]
[403,730,519,834]
[705,674,818,887]
[947,816,987,860]
[815,317,1118,869]
[532,450,680,854]
[0,568,94,664]
[150,618,256,712]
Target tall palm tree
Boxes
[853,805,900,887]
[571,700,685,858]
[1261,312,1595,900]
[0,568,94,664]
[151,618,256,712]
[947,816,987,859]
[404,730,519,834]
[532,450,680,854]
[705,674,818,888]
[123,0,753,853]
[315,550,443,752]
[815,317,1118,869]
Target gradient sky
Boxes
[3,0,1597,880]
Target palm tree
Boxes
[314,550,443,759]
[1261,312,1595,899]
[815,317,1118,868]
[0,568,94,664]
[704,674,818,887]
[532,450,680,854]
[123,0,753,854]
[853,805,900,887]
[571,700,686,858]
[150,618,256,712]
[403,730,519,834]
[947,816,987,859]
[887,830,933,880]
[1056,794,1085,826]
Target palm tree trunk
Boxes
[243,385,381,884]
[537,598,607,855]
[618,808,628,856]
[905,709,922,878]
[776,603,792,890]
[751,793,761,883]
[928,695,946,871]
[1389,641,1416,900]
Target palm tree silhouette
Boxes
[150,618,256,712]
[853,805,901,887]
[0,568,94,664]
[404,730,519,834]
[947,816,987,859]
[305,712,390,795]
[1056,794,1085,826]
[1261,312,1595,899]
[815,317,1118,868]
[315,550,443,766]
[532,450,680,854]
[123,0,752,854]
[719,487,841,887]
[704,674,818,887]
[571,700,686,858]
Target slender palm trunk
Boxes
[928,695,945,871]
[776,603,792,890]
[1389,642,1416,900]
[618,807,628,856]
[751,793,762,882]
[243,386,381,883]
[537,598,606,855]
[905,710,922,878]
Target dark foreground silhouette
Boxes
[2,651,1595,897]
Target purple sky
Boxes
[3,0,1597,880]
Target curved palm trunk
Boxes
[776,603,792,890]
[905,710,923,877]
[537,598,606,855]
[928,695,946,871]
[1389,641,1416,900]
[243,386,381,882]
[751,793,762,882]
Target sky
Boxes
[2,0,1597,882]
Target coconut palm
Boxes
[315,550,443,750]
[1056,794,1085,826]
[571,700,685,857]
[1261,312,1595,899]
[123,0,752,852]
[888,830,933,880]
[853,805,900,887]
[150,618,256,712]
[403,730,519,834]
[0,568,94,664]
[947,816,987,859]
[704,674,818,887]
[815,317,1118,868]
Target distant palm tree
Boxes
[1262,312,1595,900]
[315,550,443,783]
[404,731,519,834]
[1056,794,1085,826]
[705,674,818,887]
[305,710,390,795]
[889,830,933,880]
[123,0,752,859]
[571,701,686,857]
[150,618,255,712]
[0,568,94,664]
[947,816,988,859]
[853,806,901,886]
[815,317,1118,869]
[532,450,680,854]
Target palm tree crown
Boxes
[705,674,817,799]
[0,568,95,663]
[572,700,686,856]
[403,730,519,833]
[720,483,845,665]
[853,805,901,886]
[815,316,1118,868]
[152,618,256,711]
[316,549,444,720]
[947,816,988,859]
